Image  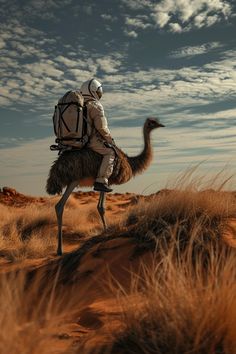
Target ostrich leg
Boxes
[55,181,78,256]
[97,191,107,229]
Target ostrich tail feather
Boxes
[46,173,63,195]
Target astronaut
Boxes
[80,78,115,193]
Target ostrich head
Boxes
[145,117,165,132]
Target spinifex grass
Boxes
[108,186,236,354]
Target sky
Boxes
[0,0,236,196]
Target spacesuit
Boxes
[80,78,115,193]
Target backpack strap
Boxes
[57,101,83,107]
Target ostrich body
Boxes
[46,118,164,255]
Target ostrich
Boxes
[46,117,165,255]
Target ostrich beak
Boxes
[157,122,165,128]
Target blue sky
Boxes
[0,0,236,195]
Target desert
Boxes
[0,183,236,354]
[1,0,236,353]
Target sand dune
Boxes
[0,186,236,353]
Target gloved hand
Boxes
[104,139,115,148]
[104,141,113,148]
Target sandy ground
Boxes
[0,187,151,353]
[0,186,236,354]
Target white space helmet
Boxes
[80,78,103,100]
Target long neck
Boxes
[127,126,153,176]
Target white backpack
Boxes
[52,90,89,148]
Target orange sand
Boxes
[0,186,236,353]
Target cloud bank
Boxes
[122,0,234,34]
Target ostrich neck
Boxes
[127,127,153,176]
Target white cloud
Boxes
[0,56,19,68]
[169,23,183,33]
[122,0,234,33]
[152,0,233,32]
[101,14,117,21]
[121,0,151,10]
[101,49,236,121]
[70,68,96,82]
[96,57,122,74]
[170,42,223,58]
[0,21,99,108]
[0,7,235,137]
[10,41,47,59]
[55,56,78,68]
[0,96,11,105]
[0,18,126,110]
[206,14,219,27]
[0,38,6,49]
[152,11,170,28]
[24,60,64,78]
[0,0,74,22]
[193,108,236,121]
[125,16,151,29]
[124,29,138,38]
[1,44,233,113]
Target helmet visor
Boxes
[96,86,103,99]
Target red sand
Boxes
[0,187,236,353]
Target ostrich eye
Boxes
[148,120,155,127]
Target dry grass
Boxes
[0,204,57,260]
[0,196,103,261]
[111,254,236,354]
[0,176,236,354]
[121,189,236,262]
[107,185,236,354]
[0,270,78,354]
